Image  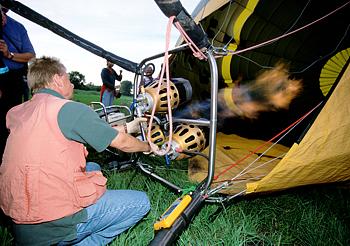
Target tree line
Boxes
[69,71,133,96]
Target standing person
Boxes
[100,60,122,107]
[0,56,151,245]
[141,65,154,87]
[0,6,35,159]
[22,64,30,101]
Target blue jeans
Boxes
[58,162,150,245]
[102,90,114,107]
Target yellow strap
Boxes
[223,88,243,116]
[222,43,237,84]
[233,0,260,44]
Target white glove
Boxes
[126,117,147,134]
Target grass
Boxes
[1,89,349,245]
[102,159,350,246]
[73,89,132,107]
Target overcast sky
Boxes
[8,0,199,85]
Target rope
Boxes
[146,16,209,155]
[147,16,175,155]
[174,21,207,60]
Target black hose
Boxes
[149,191,205,245]
[154,0,210,49]
[1,0,138,73]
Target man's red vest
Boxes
[0,93,106,224]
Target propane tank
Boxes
[164,124,206,160]
[149,124,166,146]
[136,78,193,114]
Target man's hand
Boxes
[0,40,10,57]
[143,142,167,156]
[126,117,147,134]
[143,142,154,155]
[149,142,167,156]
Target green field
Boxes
[1,89,349,245]
[73,89,133,107]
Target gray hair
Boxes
[27,56,66,92]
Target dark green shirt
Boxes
[13,88,118,245]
